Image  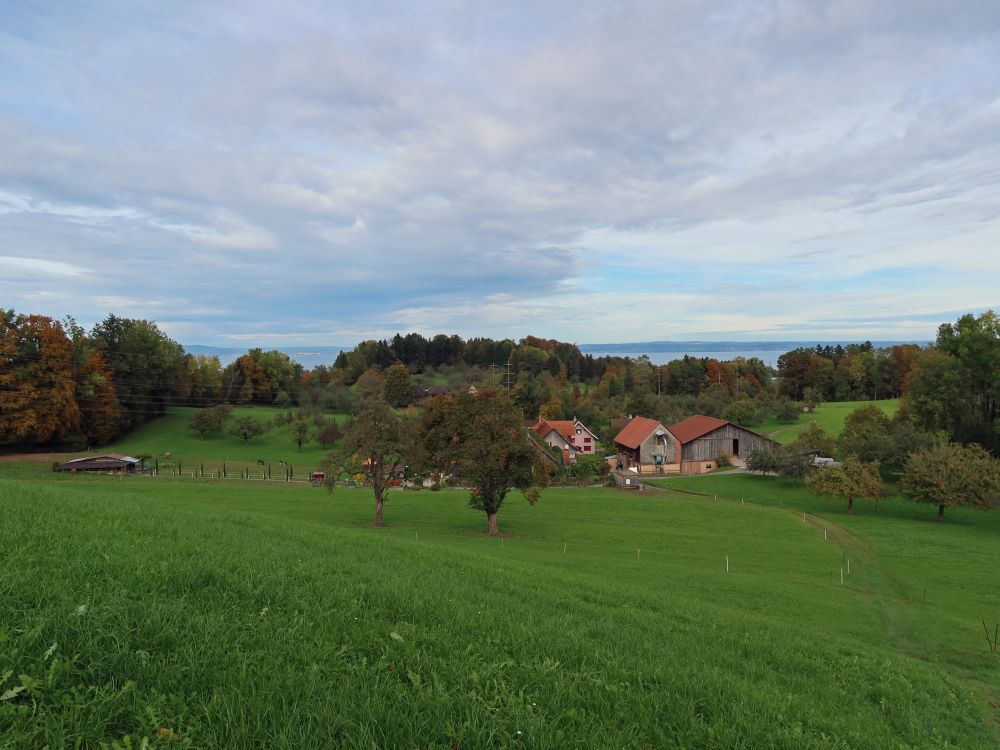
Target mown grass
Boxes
[1,473,998,748]
[757,399,899,444]
[101,406,347,470]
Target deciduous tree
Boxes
[901,443,1000,521]
[291,418,310,451]
[383,363,413,407]
[422,390,545,536]
[230,415,267,442]
[806,457,883,514]
[331,393,404,527]
[189,404,232,438]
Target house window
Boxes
[583,437,591,443]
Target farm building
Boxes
[667,415,778,475]
[612,417,678,474]
[531,417,600,464]
[55,454,141,473]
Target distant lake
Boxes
[210,348,788,369]
[582,350,789,367]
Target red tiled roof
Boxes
[612,416,665,449]
[668,415,729,444]
[546,420,576,440]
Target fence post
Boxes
[223,462,226,478]
[268,464,271,480]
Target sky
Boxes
[1,1,999,347]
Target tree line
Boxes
[0,310,304,449]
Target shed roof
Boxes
[612,416,666,449]
[64,454,139,464]
[667,415,729,444]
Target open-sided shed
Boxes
[55,454,140,473]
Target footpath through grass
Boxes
[1,473,997,748]
[757,399,899,444]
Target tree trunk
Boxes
[375,486,385,527]
[487,512,499,537]
[938,504,945,522]
[847,497,854,514]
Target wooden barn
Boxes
[612,416,679,474]
[668,416,777,475]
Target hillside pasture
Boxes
[1,473,997,748]
[757,398,899,444]
[100,406,348,468]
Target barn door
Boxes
[733,439,740,457]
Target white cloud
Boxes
[1,1,998,343]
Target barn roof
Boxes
[667,415,730,444]
[613,416,665,449]
[64,454,139,464]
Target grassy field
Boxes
[98,406,348,474]
[756,399,899,444]
[1,470,998,747]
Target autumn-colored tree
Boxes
[421,389,545,536]
[78,351,120,445]
[0,311,80,445]
[806,457,883,514]
[902,443,1000,521]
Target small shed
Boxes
[55,454,141,473]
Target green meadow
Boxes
[1,469,998,747]
[757,399,900,444]
[99,406,348,475]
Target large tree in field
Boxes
[331,394,404,527]
[806,456,883,514]
[901,443,1000,522]
[421,389,545,536]
[229,415,267,442]
[189,404,233,438]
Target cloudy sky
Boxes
[2,1,999,346]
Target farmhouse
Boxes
[668,415,777,475]
[531,417,600,464]
[612,416,678,474]
[55,454,141,473]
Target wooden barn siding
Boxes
[639,429,676,464]
[681,425,775,461]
